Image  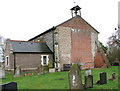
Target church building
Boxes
[29,5,110,70]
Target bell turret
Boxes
[70,5,81,17]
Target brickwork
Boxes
[71,29,94,68]
[95,52,104,68]
[60,16,98,34]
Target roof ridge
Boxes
[10,40,46,43]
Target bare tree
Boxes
[107,26,120,65]
[0,36,6,62]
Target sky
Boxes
[0,0,119,45]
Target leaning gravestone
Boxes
[100,72,107,84]
[68,63,83,89]
[85,75,93,88]
[14,66,21,78]
[0,64,5,79]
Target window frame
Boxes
[41,55,49,66]
[6,56,9,66]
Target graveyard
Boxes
[0,66,119,90]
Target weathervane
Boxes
[73,1,77,6]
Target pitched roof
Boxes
[29,27,56,41]
[29,16,99,41]
[9,40,52,53]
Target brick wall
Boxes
[71,29,94,68]
[95,51,104,68]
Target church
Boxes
[29,5,110,70]
[5,5,110,72]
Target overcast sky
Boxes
[0,0,119,45]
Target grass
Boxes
[1,66,119,90]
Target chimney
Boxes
[70,5,81,17]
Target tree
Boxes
[107,27,120,65]
[0,35,6,62]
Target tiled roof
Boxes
[9,40,52,53]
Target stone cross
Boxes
[0,64,5,79]
[14,66,21,77]
[85,75,93,88]
[68,64,83,89]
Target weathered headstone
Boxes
[85,75,93,88]
[0,64,5,79]
[100,72,107,84]
[85,70,91,76]
[14,66,21,78]
[68,64,83,89]
[0,82,17,91]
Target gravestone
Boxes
[0,82,17,91]
[100,72,107,84]
[85,70,91,76]
[85,75,93,88]
[68,64,83,89]
[0,64,5,79]
[14,66,21,78]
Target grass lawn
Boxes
[1,66,119,90]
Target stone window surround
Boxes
[41,55,49,66]
[5,56,9,67]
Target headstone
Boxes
[85,70,91,76]
[14,66,21,77]
[68,64,83,89]
[85,75,93,88]
[0,82,17,91]
[49,68,55,73]
[0,64,5,79]
[100,72,107,84]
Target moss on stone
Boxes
[55,42,58,45]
